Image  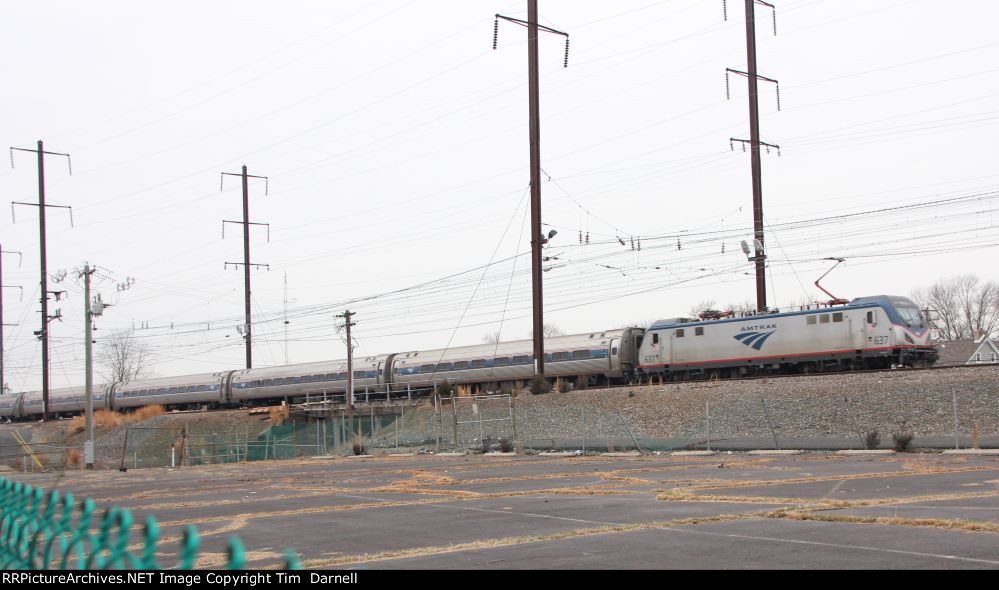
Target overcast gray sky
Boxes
[2,0,998,391]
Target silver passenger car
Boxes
[112,372,229,410]
[229,354,390,403]
[390,329,643,389]
[18,386,112,417]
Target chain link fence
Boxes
[4,381,997,471]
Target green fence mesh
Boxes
[0,478,301,570]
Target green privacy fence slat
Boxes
[0,478,301,570]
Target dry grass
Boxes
[66,405,165,435]
[268,405,289,425]
[772,510,999,534]
[296,513,757,568]
[456,384,472,398]
[65,448,82,467]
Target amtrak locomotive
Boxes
[1,295,935,419]
[637,295,936,379]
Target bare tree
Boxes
[724,300,758,315]
[529,323,564,338]
[98,330,150,384]
[911,274,999,340]
[687,300,717,318]
[482,332,502,344]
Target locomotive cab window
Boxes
[832,312,843,323]
[695,327,704,336]
[652,333,659,344]
[806,316,817,325]
[820,314,830,324]
[676,329,685,338]
[866,311,875,324]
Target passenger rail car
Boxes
[112,372,228,411]
[391,328,644,390]
[228,355,389,403]
[637,295,936,380]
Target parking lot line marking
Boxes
[664,522,999,566]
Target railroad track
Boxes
[612,363,991,390]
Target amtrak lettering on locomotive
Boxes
[1,295,937,420]
[637,295,936,379]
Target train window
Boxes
[866,311,875,323]
[820,314,830,324]
[512,355,530,365]
[552,351,569,362]
[494,357,511,367]
[435,363,452,372]
[290,377,301,384]
[832,312,843,322]
[676,329,685,338]
[807,316,816,325]
[612,347,618,356]
[420,364,435,373]
[695,327,704,336]
[353,370,367,379]
[453,361,469,370]
[572,350,591,360]
[471,359,486,369]
[652,333,659,345]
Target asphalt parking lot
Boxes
[9,452,999,569]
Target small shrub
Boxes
[66,448,82,467]
[480,436,495,454]
[268,405,289,426]
[556,378,571,393]
[435,380,453,398]
[863,430,880,450]
[499,438,514,453]
[892,431,914,453]
[530,375,552,395]
[628,391,635,398]
[352,436,368,456]
[456,384,472,398]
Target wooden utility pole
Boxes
[79,264,109,468]
[336,310,356,415]
[726,1,780,312]
[10,141,72,420]
[221,166,269,369]
[494,1,569,377]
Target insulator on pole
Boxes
[563,38,569,68]
[493,16,499,50]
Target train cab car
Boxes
[112,372,229,411]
